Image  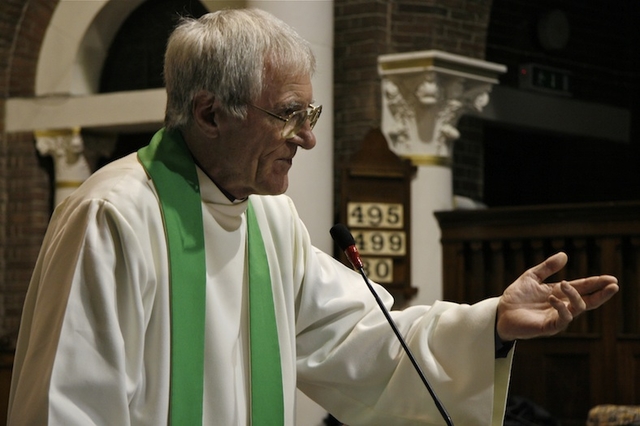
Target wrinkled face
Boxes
[213,69,317,199]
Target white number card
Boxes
[347,202,403,228]
[361,257,393,283]
[352,230,406,256]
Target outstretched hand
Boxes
[496,252,619,342]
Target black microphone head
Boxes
[330,223,355,250]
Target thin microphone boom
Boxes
[330,224,454,426]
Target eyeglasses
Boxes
[250,104,322,139]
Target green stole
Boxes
[137,129,284,425]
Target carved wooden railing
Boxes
[435,202,640,426]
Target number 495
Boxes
[347,202,403,228]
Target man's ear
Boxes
[192,91,219,137]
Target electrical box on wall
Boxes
[337,129,417,307]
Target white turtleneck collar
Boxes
[195,166,249,232]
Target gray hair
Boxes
[163,8,316,131]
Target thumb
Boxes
[529,252,568,283]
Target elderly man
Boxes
[8,8,618,426]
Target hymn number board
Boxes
[347,202,405,283]
[338,129,417,305]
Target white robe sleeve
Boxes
[295,250,512,426]
[8,177,170,425]
[252,195,512,426]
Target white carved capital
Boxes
[34,127,116,206]
[378,50,506,166]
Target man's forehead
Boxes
[261,74,313,106]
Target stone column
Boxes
[35,128,115,207]
[378,50,506,305]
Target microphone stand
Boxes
[354,265,454,426]
[331,224,454,426]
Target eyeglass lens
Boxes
[282,105,322,138]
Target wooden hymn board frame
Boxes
[337,128,417,307]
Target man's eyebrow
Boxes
[276,101,308,113]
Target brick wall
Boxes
[453,115,485,200]
[0,0,56,346]
[333,0,494,203]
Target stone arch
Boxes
[36,0,147,96]
[8,0,245,134]
[36,0,239,96]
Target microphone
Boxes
[330,223,454,426]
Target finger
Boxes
[582,283,620,310]
[565,275,618,296]
[529,252,568,283]
[548,294,573,333]
[559,281,586,316]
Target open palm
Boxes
[496,252,619,342]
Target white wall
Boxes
[245,3,335,424]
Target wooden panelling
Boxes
[436,202,640,426]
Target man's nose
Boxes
[292,126,316,150]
